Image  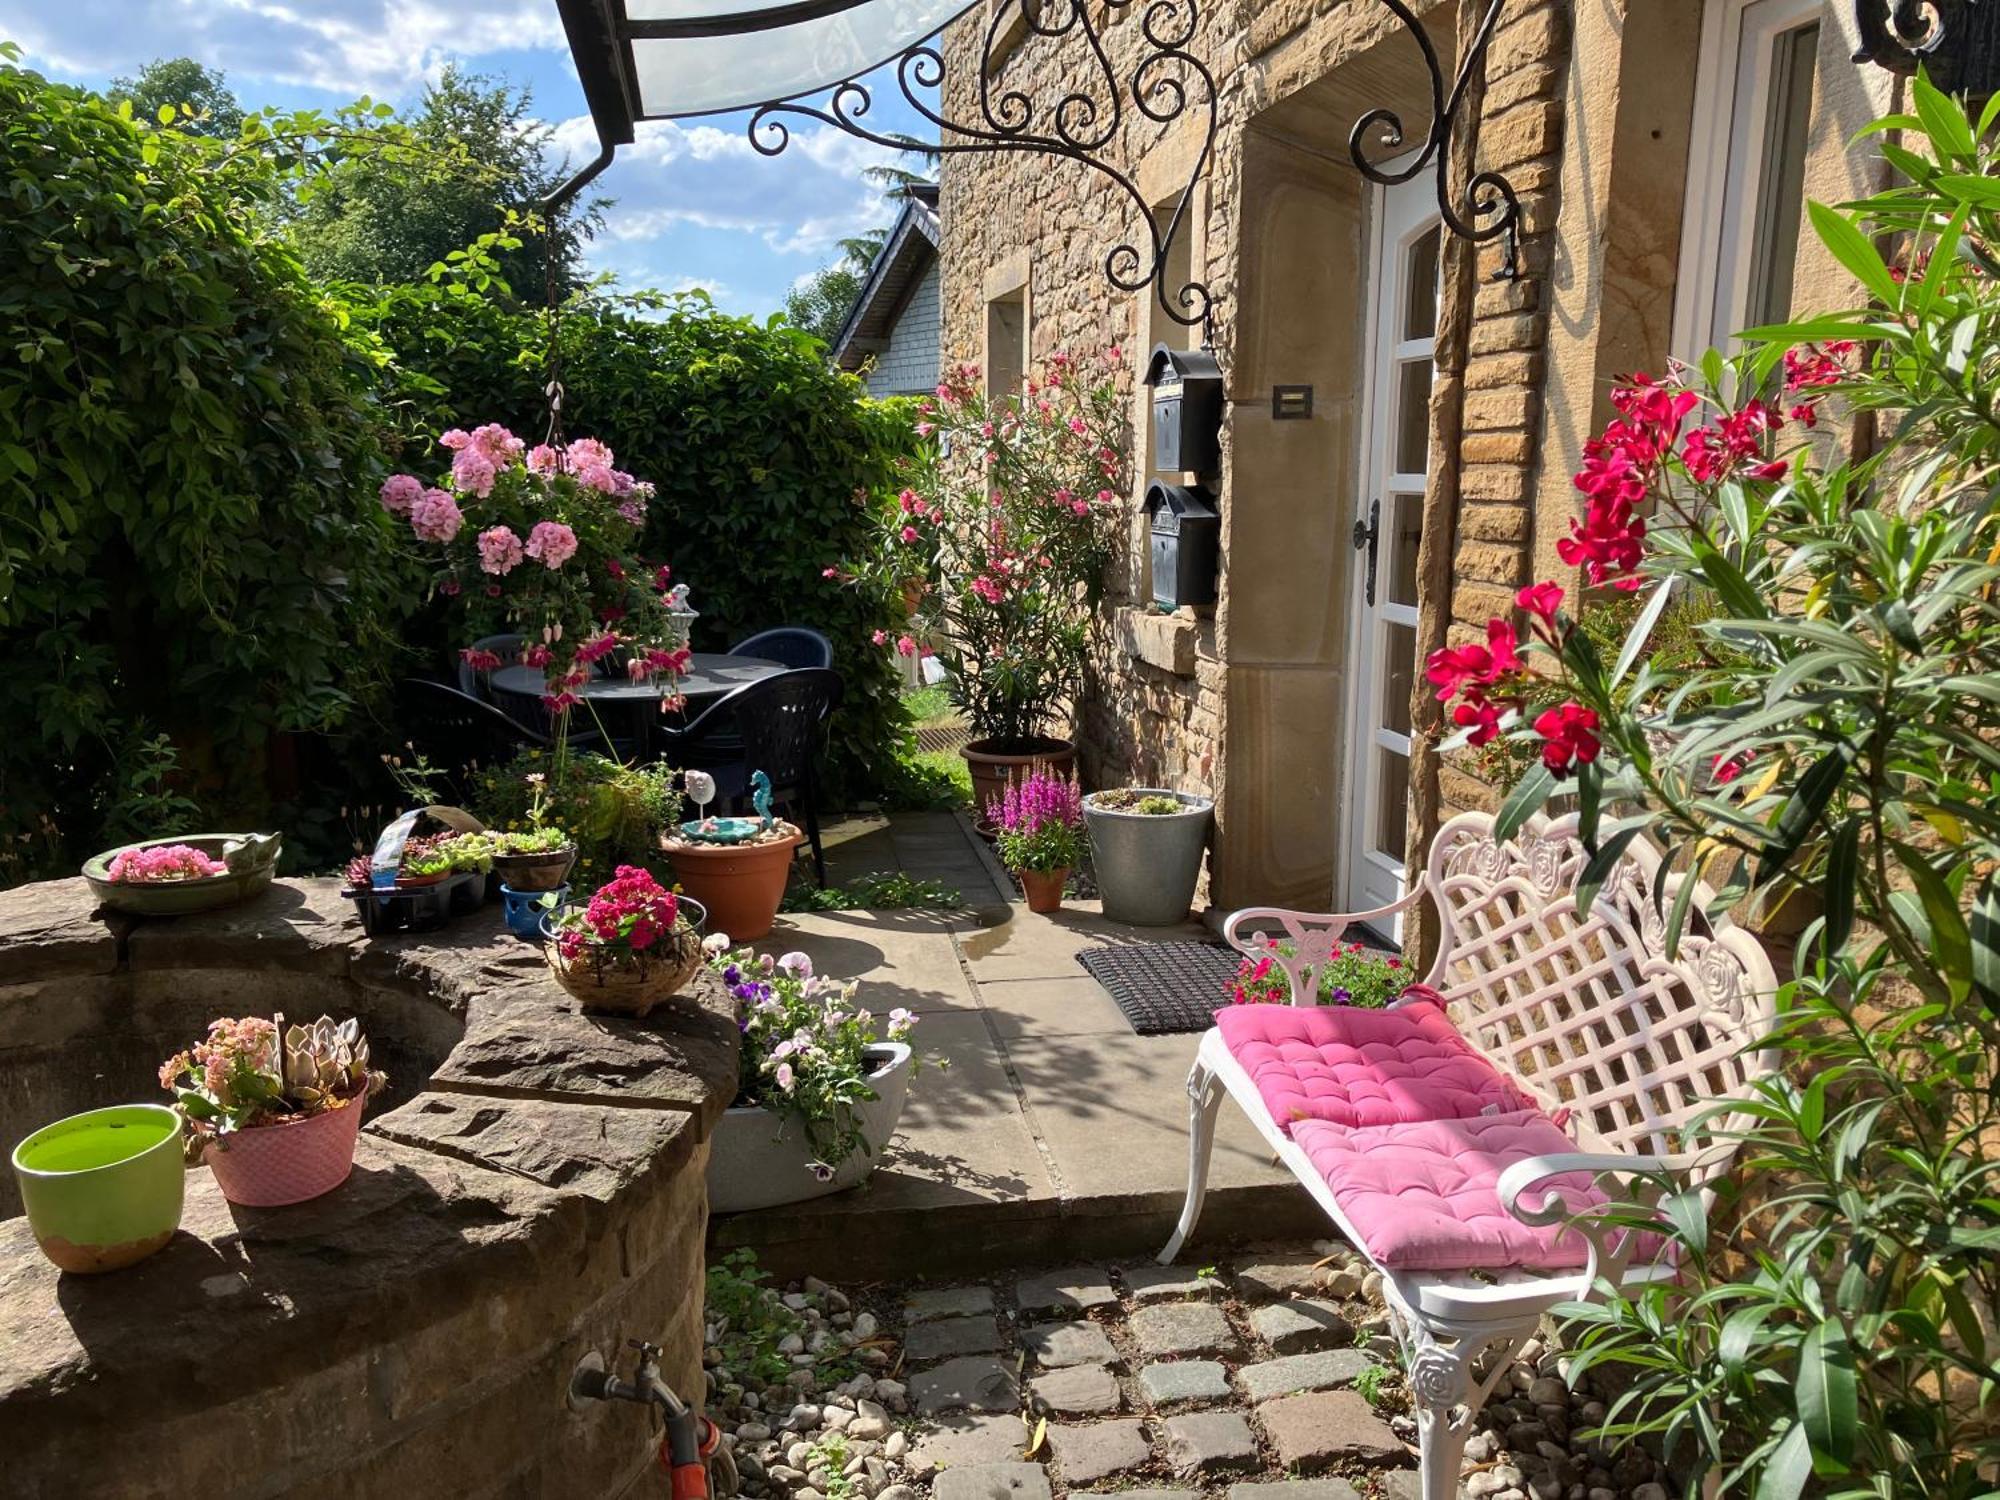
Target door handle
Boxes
[1352,498,1380,606]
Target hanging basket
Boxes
[541,914,704,1018]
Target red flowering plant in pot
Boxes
[542,863,703,1017]
[380,426,692,751]
[1432,86,2000,1496]
[160,1015,386,1207]
[831,350,1128,820]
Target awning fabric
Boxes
[616,0,981,119]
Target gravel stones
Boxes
[1235,1350,1372,1402]
[1023,1321,1118,1369]
[1258,1391,1401,1470]
[1028,1364,1122,1415]
[1047,1419,1153,1483]
[906,1316,1005,1361]
[1163,1411,1260,1473]
[1130,1301,1237,1358]
[911,1357,1022,1415]
[1015,1268,1117,1314]
[1247,1300,1353,1354]
[931,1463,1053,1500]
[1139,1360,1232,1406]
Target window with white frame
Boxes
[986,286,1026,405]
[1673,0,1822,360]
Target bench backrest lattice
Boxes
[1241,812,1780,1163]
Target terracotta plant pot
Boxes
[662,824,803,942]
[1017,867,1068,914]
[963,736,1075,835]
[491,844,577,893]
[542,914,704,1018]
[200,1096,367,1208]
[11,1104,185,1273]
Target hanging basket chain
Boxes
[543,208,566,447]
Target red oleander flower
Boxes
[1516,580,1564,628]
[1532,701,1601,775]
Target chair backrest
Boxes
[714,667,842,792]
[395,678,544,799]
[729,627,834,671]
[456,634,524,698]
[1419,811,1779,1160]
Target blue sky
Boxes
[0,0,939,317]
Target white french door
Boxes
[1341,166,1441,930]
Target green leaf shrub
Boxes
[1432,78,2000,1496]
[0,55,412,880]
[362,282,919,800]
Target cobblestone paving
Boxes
[712,1243,1676,1500]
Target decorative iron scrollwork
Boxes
[746,0,1219,338]
[1346,0,1523,280]
[1852,1,2000,97]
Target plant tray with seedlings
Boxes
[341,806,497,937]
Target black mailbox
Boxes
[1145,481,1220,610]
[1144,343,1223,475]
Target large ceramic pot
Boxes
[661,824,802,942]
[541,907,706,1018]
[200,1096,367,1208]
[963,736,1075,834]
[707,1043,913,1213]
[82,833,281,917]
[12,1104,185,1273]
[1083,788,1215,926]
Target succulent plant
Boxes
[278,1014,384,1110]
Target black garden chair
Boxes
[657,667,843,884]
[728,627,834,670]
[455,633,524,700]
[395,679,611,804]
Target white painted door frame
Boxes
[1339,160,1440,931]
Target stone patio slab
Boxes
[1235,1351,1372,1403]
[978,976,1134,1038]
[906,1316,1007,1361]
[768,911,981,1014]
[911,1357,1022,1415]
[1028,1364,1122,1414]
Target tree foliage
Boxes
[107,56,243,139]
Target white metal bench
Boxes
[1159,811,1777,1500]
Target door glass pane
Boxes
[1375,749,1409,860]
[1386,492,1421,606]
[1746,22,1819,329]
[1394,359,1433,475]
[1404,227,1440,340]
[1381,622,1415,736]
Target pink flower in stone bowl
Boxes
[107,844,229,883]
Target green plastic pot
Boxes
[11,1104,185,1274]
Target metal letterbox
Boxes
[1145,481,1219,610]
[1143,343,1223,475]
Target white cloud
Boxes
[4,0,564,96]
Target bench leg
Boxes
[1396,1314,1530,1500]
[1158,1059,1224,1264]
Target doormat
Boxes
[1076,941,1243,1036]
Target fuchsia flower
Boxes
[477,525,525,575]
[459,647,504,672]
[410,489,463,542]
[379,473,424,516]
[525,520,579,569]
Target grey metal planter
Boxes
[706,1042,913,1213]
[1083,789,1214,926]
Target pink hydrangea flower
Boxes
[379,473,424,516]
[525,520,579,569]
[477,524,525,575]
[411,488,463,542]
[451,447,497,499]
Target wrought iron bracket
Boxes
[1347,0,1522,281]
[1852,1,2000,97]
[745,0,1219,341]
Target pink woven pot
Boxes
[201,1097,367,1208]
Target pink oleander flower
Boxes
[451,447,497,498]
[411,488,463,543]
[107,844,228,883]
[379,473,424,516]
[872,629,889,646]
[525,520,579,569]
[477,524,525,575]
[895,635,917,657]
[1533,700,1602,776]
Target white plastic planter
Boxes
[705,1043,913,1213]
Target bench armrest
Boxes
[1497,1150,1707,1292]
[1495,1151,1673,1225]
[1223,891,1432,1006]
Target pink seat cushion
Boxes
[1293,1111,1607,1272]
[1217,1001,1534,1133]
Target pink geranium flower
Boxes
[379,473,424,516]
[451,447,497,499]
[525,520,579,569]
[477,525,525,575]
[411,489,463,542]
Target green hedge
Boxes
[365,284,919,799]
[0,60,409,881]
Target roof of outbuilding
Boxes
[831,184,940,372]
